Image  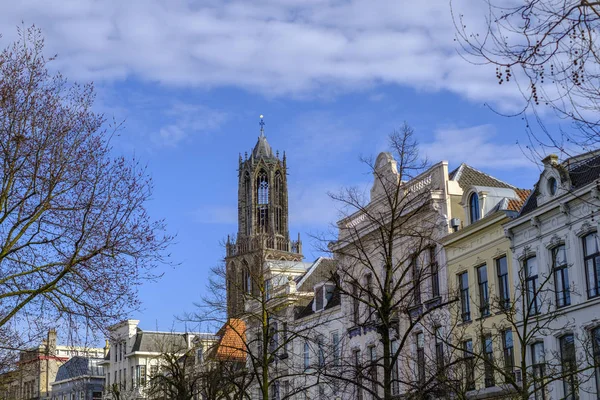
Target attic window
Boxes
[548,177,558,195]
[314,284,335,312]
[469,192,480,223]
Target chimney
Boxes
[542,154,559,167]
[47,329,57,356]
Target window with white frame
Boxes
[552,244,570,307]
[583,232,600,298]
[314,283,335,312]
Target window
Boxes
[496,256,510,310]
[353,349,362,400]
[269,321,279,355]
[150,365,158,377]
[553,245,571,307]
[315,284,335,312]
[391,340,400,395]
[584,232,600,298]
[131,365,134,386]
[243,266,252,294]
[525,256,540,315]
[332,332,340,367]
[463,340,475,391]
[548,177,558,195]
[503,330,514,383]
[416,332,425,385]
[282,323,288,356]
[430,247,440,298]
[412,256,422,305]
[365,274,373,322]
[469,192,480,223]
[135,365,146,386]
[531,342,546,400]
[315,286,324,311]
[304,341,310,369]
[197,346,204,364]
[592,327,600,399]
[483,335,495,387]
[560,334,578,400]
[317,335,325,367]
[265,279,272,300]
[270,381,280,400]
[368,345,378,393]
[352,284,360,326]
[477,265,489,317]
[459,272,471,322]
[257,170,269,230]
[435,326,444,373]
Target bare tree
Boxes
[454,0,600,155]
[187,242,332,400]
[442,255,597,400]
[0,25,171,343]
[324,123,456,400]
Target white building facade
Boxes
[505,152,600,400]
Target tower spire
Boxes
[259,114,265,138]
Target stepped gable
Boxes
[450,163,514,190]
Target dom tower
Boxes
[225,117,303,317]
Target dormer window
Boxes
[314,284,335,312]
[469,192,480,223]
[548,177,558,196]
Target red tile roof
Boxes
[507,189,531,212]
[215,319,246,363]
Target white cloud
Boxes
[421,125,533,169]
[151,102,228,148]
[0,0,524,107]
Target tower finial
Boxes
[259,115,265,137]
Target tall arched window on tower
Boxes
[274,172,283,234]
[469,192,480,224]
[244,172,251,236]
[257,170,269,231]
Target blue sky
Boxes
[1,0,559,333]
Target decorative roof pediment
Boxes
[370,152,400,201]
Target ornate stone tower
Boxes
[225,117,303,317]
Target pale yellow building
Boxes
[442,183,528,398]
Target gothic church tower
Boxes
[225,118,303,317]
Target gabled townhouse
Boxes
[441,177,529,398]
[504,151,600,400]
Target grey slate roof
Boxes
[252,133,274,159]
[131,332,189,353]
[55,357,104,382]
[450,164,514,190]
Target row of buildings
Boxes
[219,126,600,399]
[3,124,600,400]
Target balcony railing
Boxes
[226,234,302,257]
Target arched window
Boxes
[257,170,269,230]
[244,172,251,235]
[257,171,269,205]
[274,172,283,234]
[469,192,480,223]
[242,263,252,294]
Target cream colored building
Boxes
[442,188,527,398]
[0,330,104,400]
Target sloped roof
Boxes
[450,164,514,190]
[520,152,600,216]
[252,133,274,159]
[131,332,189,353]
[214,319,246,363]
[54,357,104,382]
[507,189,531,212]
